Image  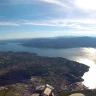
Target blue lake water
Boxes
[0,43,96,89]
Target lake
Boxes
[0,43,96,89]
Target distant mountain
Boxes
[0,38,30,44]
[21,37,96,49]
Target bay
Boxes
[0,43,96,89]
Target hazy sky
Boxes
[0,0,96,39]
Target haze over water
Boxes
[0,43,96,89]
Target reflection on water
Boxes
[0,43,96,89]
[74,48,96,89]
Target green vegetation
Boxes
[0,89,16,96]
[0,52,90,95]
[0,84,26,96]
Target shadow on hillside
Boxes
[0,70,31,86]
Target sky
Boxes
[0,0,96,39]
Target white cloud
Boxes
[0,22,20,26]
[75,0,96,11]
[38,0,96,20]
[23,21,86,30]
[22,19,96,31]
[1,18,96,32]
[39,0,70,8]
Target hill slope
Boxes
[0,52,89,95]
[21,37,96,49]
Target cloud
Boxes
[75,0,96,11]
[0,22,20,26]
[0,18,96,32]
[0,0,96,39]
[39,0,70,8]
[22,19,96,31]
[38,0,96,19]
[0,0,96,33]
